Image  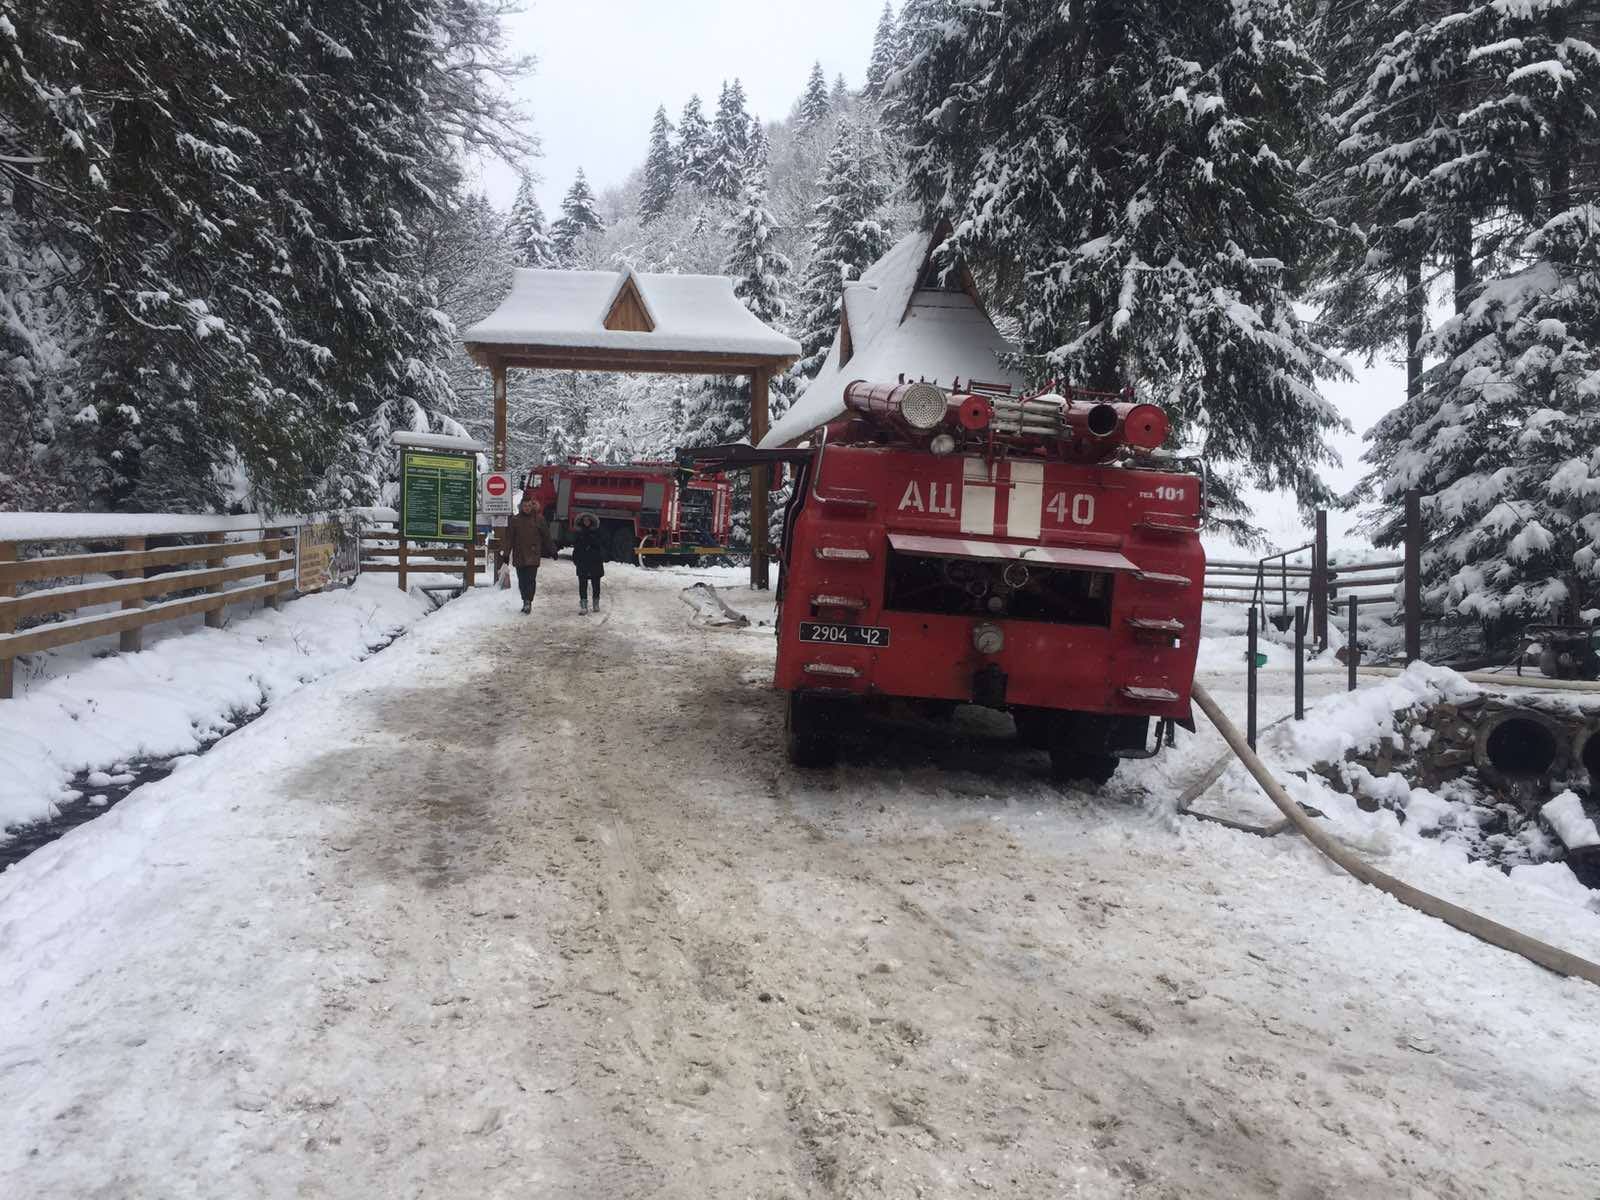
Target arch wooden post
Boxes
[492,362,508,472]
[750,367,771,591]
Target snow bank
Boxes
[0,512,300,542]
[0,575,436,834]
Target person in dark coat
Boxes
[505,495,553,614]
[571,512,607,615]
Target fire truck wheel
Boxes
[785,693,840,769]
[1048,749,1119,786]
[1012,708,1052,750]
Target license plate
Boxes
[799,621,890,648]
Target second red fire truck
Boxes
[699,379,1205,783]
[520,459,734,564]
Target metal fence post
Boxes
[1294,604,1305,721]
[1312,509,1329,650]
[1347,595,1358,692]
[1404,489,1422,663]
[1247,604,1259,750]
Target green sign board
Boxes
[401,450,477,542]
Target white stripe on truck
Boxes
[1008,460,1043,539]
[960,457,995,535]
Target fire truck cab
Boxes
[723,381,1205,783]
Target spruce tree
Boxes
[1355,4,1600,627]
[744,119,771,184]
[797,62,832,130]
[864,2,900,100]
[676,94,712,190]
[706,79,753,202]
[830,74,850,109]
[639,105,678,223]
[507,177,559,268]
[897,0,1343,534]
[793,117,892,378]
[550,169,606,265]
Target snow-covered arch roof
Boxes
[463,268,800,369]
[761,229,1024,448]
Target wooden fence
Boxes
[0,514,304,700]
[356,521,492,591]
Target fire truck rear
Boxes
[772,380,1204,783]
[521,460,734,564]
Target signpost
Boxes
[481,471,514,518]
[401,450,477,543]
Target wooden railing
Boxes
[356,523,491,591]
[0,515,298,700]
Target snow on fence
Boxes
[0,513,317,701]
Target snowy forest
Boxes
[3,1,1599,626]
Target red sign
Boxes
[485,474,508,497]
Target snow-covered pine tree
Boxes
[745,119,771,184]
[705,79,753,202]
[639,105,678,223]
[864,2,900,101]
[897,0,1344,535]
[551,169,606,265]
[830,73,850,109]
[1,0,531,513]
[793,117,892,379]
[508,176,559,268]
[725,182,792,331]
[1311,0,1442,411]
[1357,3,1600,628]
[676,94,712,189]
[797,62,832,130]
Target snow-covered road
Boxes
[4,565,1599,1198]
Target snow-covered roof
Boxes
[390,431,489,454]
[463,268,800,361]
[762,231,1025,448]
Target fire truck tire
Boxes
[1049,749,1119,786]
[1012,708,1052,750]
[785,693,840,768]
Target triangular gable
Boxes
[602,269,656,333]
[907,218,991,325]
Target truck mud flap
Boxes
[972,664,1007,708]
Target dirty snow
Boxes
[3,564,1599,1196]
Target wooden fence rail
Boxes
[357,524,490,592]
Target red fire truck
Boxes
[520,459,734,564]
[699,380,1205,783]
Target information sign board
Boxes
[401,451,476,542]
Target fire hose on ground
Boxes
[1189,681,1600,989]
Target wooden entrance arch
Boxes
[463,267,799,588]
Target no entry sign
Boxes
[482,471,514,516]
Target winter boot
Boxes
[579,599,588,615]
[521,602,531,615]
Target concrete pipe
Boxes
[1473,711,1567,786]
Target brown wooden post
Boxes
[750,366,771,591]
[464,531,478,589]
[265,526,286,611]
[203,532,228,628]
[492,362,508,472]
[1404,489,1423,664]
[397,531,408,593]
[0,541,15,700]
[119,536,148,651]
[1311,509,1329,650]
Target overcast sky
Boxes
[467,0,1407,552]
[470,0,887,215]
